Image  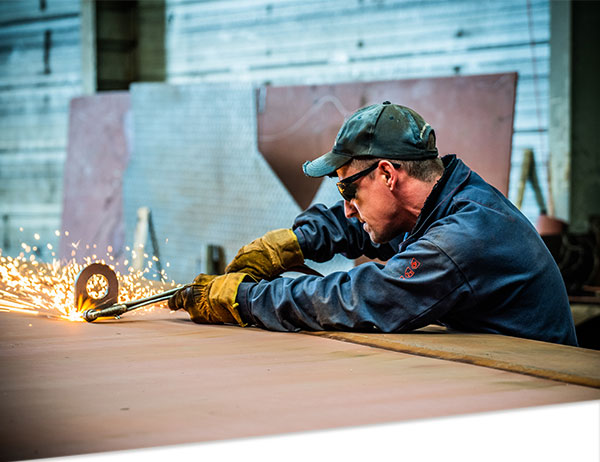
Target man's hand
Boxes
[168,273,250,325]
[225,228,304,281]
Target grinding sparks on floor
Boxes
[0,230,175,322]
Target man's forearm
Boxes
[235,242,469,333]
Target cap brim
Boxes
[302,151,352,178]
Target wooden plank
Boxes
[308,328,600,388]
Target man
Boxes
[169,101,578,346]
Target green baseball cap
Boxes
[302,101,438,178]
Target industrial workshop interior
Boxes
[1,0,599,460]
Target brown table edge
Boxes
[304,331,600,389]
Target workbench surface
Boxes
[1,310,599,460]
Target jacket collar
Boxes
[404,154,471,241]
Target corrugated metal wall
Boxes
[165,0,550,220]
[0,0,82,259]
[0,0,550,260]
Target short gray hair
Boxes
[351,156,444,182]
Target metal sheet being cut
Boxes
[1,309,599,460]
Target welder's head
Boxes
[302,101,438,178]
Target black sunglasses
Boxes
[336,161,401,201]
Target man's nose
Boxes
[344,200,358,219]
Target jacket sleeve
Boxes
[292,201,398,262]
[236,237,472,332]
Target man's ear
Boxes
[379,161,398,189]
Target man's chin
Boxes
[370,236,388,244]
[364,223,394,244]
[367,228,399,245]
[367,231,386,244]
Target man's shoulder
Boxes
[419,178,539,257]
[448,172,525,224]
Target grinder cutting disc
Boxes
[74,263,119,312]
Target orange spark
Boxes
[0,236,176,322]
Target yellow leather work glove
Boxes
[168,272,252,326]
[225,228,304,281]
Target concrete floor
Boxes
[1,308,599,460]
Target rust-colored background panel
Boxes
[59,92,131,262]
[257,73,517,209]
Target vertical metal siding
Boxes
[166,0,551,222]
[0,0,82,259]
[0,0,551,260]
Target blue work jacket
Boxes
[237,155,578,346]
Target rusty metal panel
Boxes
[59,92,131,263]
[257,73,517,210]
[1,310,599,460]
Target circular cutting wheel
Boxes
[74,263,119,311]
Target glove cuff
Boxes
[208,272,252,327]
[264,228,304,270]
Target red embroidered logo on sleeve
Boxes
[398,258,422,280]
